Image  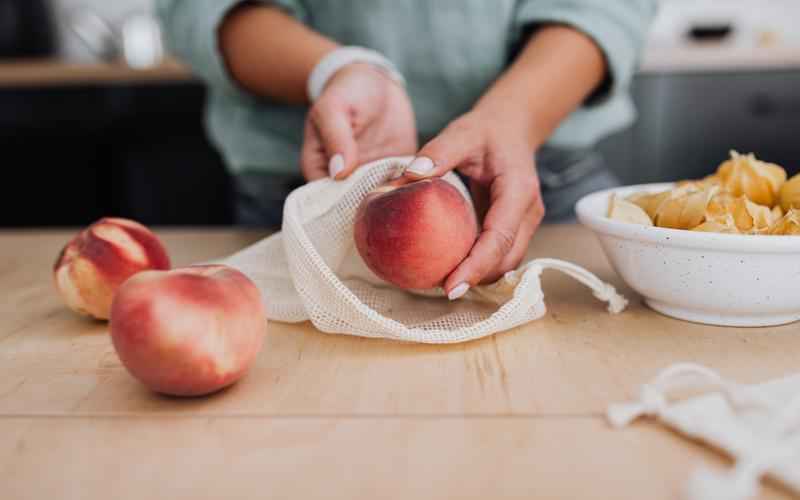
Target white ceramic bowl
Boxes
[576,183,800,327]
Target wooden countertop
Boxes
[0,58,195,87]
[640,45,800,74]
[1,225,796,500]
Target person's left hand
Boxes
[401,108,545,299]
[300,63,418,181]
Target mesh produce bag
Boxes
[608,363,800,500]
[222,157,627,344]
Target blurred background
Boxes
[0,0,798,227]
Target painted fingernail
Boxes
[447,282,470,301]
[329,154,345,179]
[389,166,405,179]
[406,157,434,177]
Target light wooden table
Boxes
[0,58,194,87]
[1,225,797,500]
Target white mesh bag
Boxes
[608,363,800,500]
[221,157,627,344]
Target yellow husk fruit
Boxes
[627,190,671,221]
[704,192,778,234]
[779,172,800,213]
[607,194,653,226]
[609,151,797,236]
[715,150,787,207]
[769,209,800,235]
[651,185,720,230]
[692,219,740,234]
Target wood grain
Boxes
[0,58,195,87]
[2,417,793,500]
[0,225,795,499]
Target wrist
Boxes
[472,90,546,151]
[307,46,406,102]
[326,62,397,88]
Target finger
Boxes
[444,170,539,297]
[300,119,329,181]
[404,119,481,180]
[484,198,545,283]
[309,99,359,180]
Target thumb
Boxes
[403,120,481,180]
[309,100,359,180]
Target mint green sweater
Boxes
[156,0,656,175]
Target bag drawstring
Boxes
[530,258,628,314]
[687,393,800,500]
[606,363,770,428]
[607,362,800,500]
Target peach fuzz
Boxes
[110,265,266,397]
[354,178,478,290]
[54,217,170,320]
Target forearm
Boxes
[474,25,606,149]
[219,4,338,103]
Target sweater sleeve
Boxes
[154,0,308,97]
[514,0,658,105]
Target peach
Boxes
[110,265,266,397]
[54,217,170,320]
[354,178,478,290]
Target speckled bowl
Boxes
[575,183,800,327]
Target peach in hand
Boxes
[110,265,266,397]
[54,217,171,320]
[354,178,478,290]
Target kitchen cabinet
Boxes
[602,68,800,185]
[1,60,799,227]
[0,64,232,227]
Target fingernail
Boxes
[390,166,404,179]
[406,157,434,177]
[329,154,345,179]
[448,282,470,301]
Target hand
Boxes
[401,109,545,298]
[301,63,418,181]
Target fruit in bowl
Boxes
[780,172,800,212]
[715,150,786,207]
[607,151,797,236]
[770,209,800,235]
[576,152,800,327]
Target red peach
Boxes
[54,217,170,320]
[354,178,478,289]
[109,265,266,397]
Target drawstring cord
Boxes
[608,362,800,500]
[530,258,628,314]
[606,363,770,428]
[687,393,800,500]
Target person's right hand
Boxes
[301,62,418,181]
